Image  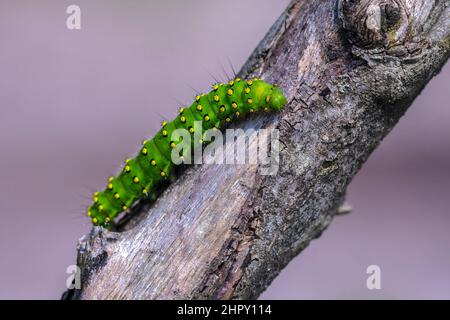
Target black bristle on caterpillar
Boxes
[87,78,288,227]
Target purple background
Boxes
[0,1,449,299]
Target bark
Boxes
[63,0,450,300]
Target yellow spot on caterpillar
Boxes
[150,159,157,166]
[133,176,139,184]
[204,115,210,121]
[199,139,204,144]
[229,80,234,86]
[214,95,220,102]
[236,78,241,82]
[235,111,240,117]
[92,217,98,224]
[114,193,120,199]
[189,127,194,133]
[247,98,253,104]
[196,95,201,101]
[179,107,184,114]
[108,183,113,190]
[122,205,128,210]
[125,159,131,164]
[249,108,254,113]
[142,139,147,145]
[197,104,203,111]
[142,188,148,195]
[162,130,168,137]
[264,107,269,112]
[219,106,225,113]
[109,177,114,182]
[125,165,131,172]
[105,217,110,224]
[94,197,98,203]
[98,205,104,211]
[226,117,231,122]
[180,116,186,123]
[160,171,166,177]
[247,79,253,86]
[141,147,148,155]
[227,89,233,96]
[244,87,251,94]
[87,209,91,217]
[266,96,271,103]
[161,121,167,127]
[232,102,238,109]
[170,141,176,148]
[212,84,219,90]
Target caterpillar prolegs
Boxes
[88,78,287,227]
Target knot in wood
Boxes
[338,0,407,49]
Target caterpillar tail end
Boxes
[87,204,112,228]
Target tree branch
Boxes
[63,0,450,300]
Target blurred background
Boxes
[0,0,449,299]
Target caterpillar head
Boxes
[269,86,288,111]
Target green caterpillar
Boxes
[88,78,287,227]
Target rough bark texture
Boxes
[63,0,450,300]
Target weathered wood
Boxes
[63,0,450,300]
